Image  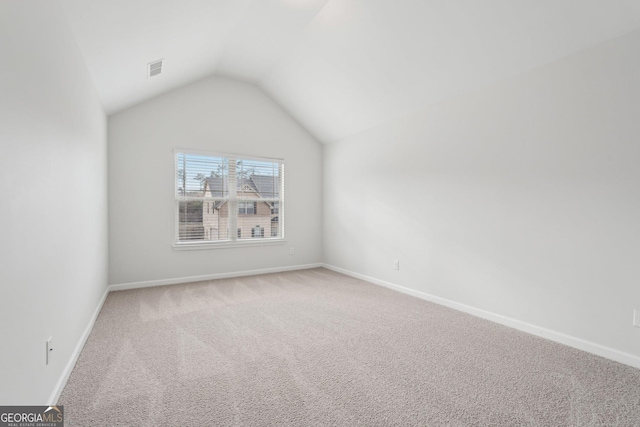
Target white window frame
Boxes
[173,148,285,250]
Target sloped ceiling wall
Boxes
[61,0,640,143]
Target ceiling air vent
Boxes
[148,59,163,78]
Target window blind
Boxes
[175,150,284,245]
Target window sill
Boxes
[172,238,286,251]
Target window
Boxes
[252,225,264,238]
[175,150,284,247]
[239,201,256,215]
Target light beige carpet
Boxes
[60,268,640,426]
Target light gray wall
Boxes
[0,2,108,404]
[108,76,323,285]
[324,29,640,359]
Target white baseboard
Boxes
[322,264,640,370]
[109,263,323,292]
[51,262,637,404]
[48,286,110,405]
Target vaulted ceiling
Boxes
[60,0,640,143]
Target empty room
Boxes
[1,0,640,425]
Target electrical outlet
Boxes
[634,310,640,328]
[46,337,53,365]
[289,247,295,255]
[393,260,399,270]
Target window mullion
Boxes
[228,157,237,241]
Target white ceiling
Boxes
[60,0,640,143]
